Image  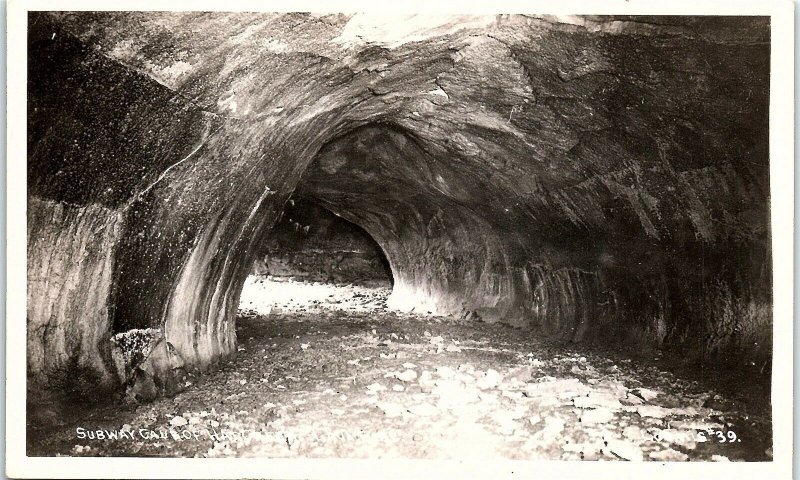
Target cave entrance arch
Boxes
[24,13,772,413]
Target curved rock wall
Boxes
[27,12,771,399]
[27,198,123,395]
[299,117,771,364]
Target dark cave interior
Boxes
[25,12,773,460]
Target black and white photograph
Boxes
[5,1,795,478]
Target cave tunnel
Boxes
[246,197,393,286]
[25,12,774,461]
[237,196,395,316]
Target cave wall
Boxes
[293,16,771,366]
[27,17,211,395]
[27,198,123,395]
[27,14,331,396]
[299,118,771,365]
[27,12,772,400]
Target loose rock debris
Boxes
[29,280,771,461]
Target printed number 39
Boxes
[699,430,738,443]
[716,430,739,442]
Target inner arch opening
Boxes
[237,197,394,317]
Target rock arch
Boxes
[26,12,771,400]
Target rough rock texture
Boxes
[28,287,773,460]
[27,12,771,399]
[250,198,391,284]
[27,198,123,395]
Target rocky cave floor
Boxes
[29,277,772,461]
